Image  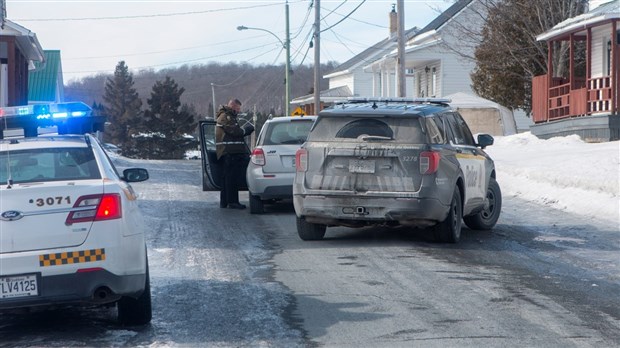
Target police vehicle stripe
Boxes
[39,248,106,267]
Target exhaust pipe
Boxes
[93,287,112,302]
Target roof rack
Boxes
[337,97,452,106]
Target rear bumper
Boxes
[293,194,450,227]
[247,168,295,200]
[0,269,145,310]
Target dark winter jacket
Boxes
[215,105,247,160]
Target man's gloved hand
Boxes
[243,123,255,136]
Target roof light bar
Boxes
[337,97,452,105]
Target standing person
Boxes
[215,98,254,209]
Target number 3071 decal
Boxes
[30,196,72,206]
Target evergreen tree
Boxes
[102,61,143,151]
[136,76,198,159]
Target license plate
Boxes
[349,159,375,173]
[0,274,39,299]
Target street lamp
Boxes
[237,3,291,116]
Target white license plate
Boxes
[0,274,39,299]
[349,159,375,173]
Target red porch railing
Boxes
[532,74,616,123]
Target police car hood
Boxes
[0,179,104,253]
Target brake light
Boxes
[420,151,441,174]
[296,149,308,172]
[65,194,122,225]
[251,148,266,166]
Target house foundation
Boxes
[530,114,620,142]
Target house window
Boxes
[431,67,437,97]
[606,39,612,76]
[417,72,423,97]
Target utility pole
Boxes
[237,1,291,116]
[211,83,217,119]
[1,0,6,29]
[313,0,321,114]
[285,1,291,116]
[397,0,406,97]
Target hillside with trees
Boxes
[66,61,338,119]
[69,61,337,159]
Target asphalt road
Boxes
[0,158,618,347]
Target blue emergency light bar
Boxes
[0,101,103,139]
[0,102,91,119]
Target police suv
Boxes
[0,103,152,325]
[293,98,502,243]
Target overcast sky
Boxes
[5,0,453,81]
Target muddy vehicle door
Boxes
[199,120,249,191]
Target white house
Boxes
[364,0,481,98]
[290,6,418,114]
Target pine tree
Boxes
[102,61,143,152]
[137,76,199,159]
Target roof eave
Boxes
[537,13,619,41]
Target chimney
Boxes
[389,4,397,38]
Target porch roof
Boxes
[537,1,619,41]
[0,19,45,65]
[290,86,352,105]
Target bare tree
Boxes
[438,0,587,112]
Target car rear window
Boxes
[263,120,314,145]
[308,116,426,143]
[0,147,101,185]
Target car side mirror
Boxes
[123,168,149,182]
[477,134,494,149]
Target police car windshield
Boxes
[0,148,101,185]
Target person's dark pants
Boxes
[219,153,247,208]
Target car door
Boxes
[443,113,486,211]
[199,120,248,191]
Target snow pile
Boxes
[485,132,619,227]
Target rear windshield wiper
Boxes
[360,135,393,141]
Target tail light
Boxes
[420,151,441,174]
[251,148,266,166]
[296,149,308,172]
[65,193,122,225]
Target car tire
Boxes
[249,193,264,214]
[296,216,326,241]
[464,177,502,230]
[433,187,462,243]
[118,261,152,326]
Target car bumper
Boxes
[247,169,295,200]
[0,233,147,309]
[293,194,450,227]
[0,269,145,310]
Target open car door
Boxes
[199,120,249,191]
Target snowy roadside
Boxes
[485,132,620,229]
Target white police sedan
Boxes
[0,133,152,325]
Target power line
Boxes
[320,0,366,33]
[64,34,267,60]
[12,2,300,21]
[63,44,278,75]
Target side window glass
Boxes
[435,114,454,143]
[454,113,475,146]
[425,117,445,144]
[445,114,465,144]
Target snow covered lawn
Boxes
[486,132,619,227]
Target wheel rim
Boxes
[481,188,496,220]
[452,195,461,238]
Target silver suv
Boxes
[247,115,317,213]
[293,99,501,243]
